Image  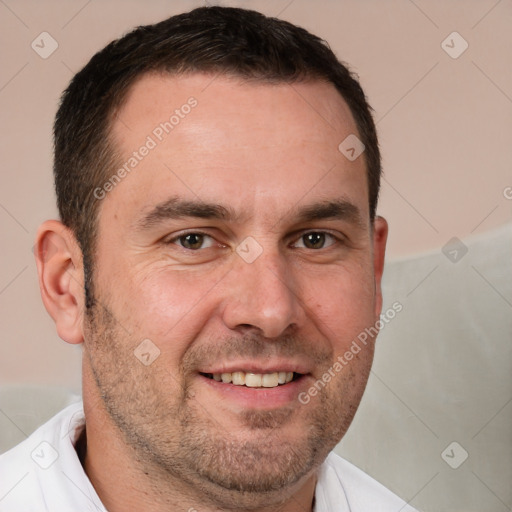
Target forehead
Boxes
[103,72,368,226]
[113,72,358,148]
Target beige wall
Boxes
[0,0,510,509]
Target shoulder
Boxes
[0,402,105,512]
[315,452,419,512]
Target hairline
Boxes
[99,68,372,225]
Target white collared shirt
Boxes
[0,402,417,511]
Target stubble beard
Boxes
[83,299,371,509]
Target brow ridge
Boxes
[137,196,365,230]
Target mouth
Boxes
[200,371,303,389]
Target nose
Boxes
[221,250,305,339]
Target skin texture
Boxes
[35,73,388,512]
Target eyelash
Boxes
[170,231,220,250]
[166,230,342,251]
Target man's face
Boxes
[83,73,386,505]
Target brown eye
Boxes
[293,232,336,250]
[176,233,212,250]
[302,232,325,249]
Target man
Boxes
[0,6,416,511]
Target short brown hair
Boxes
[53,6,381,308]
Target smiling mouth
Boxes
[200,371,302,388]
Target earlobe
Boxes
[35,220,85,345]
[372,216,388,318]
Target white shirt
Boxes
[0,402,417,511]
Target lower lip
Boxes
[198,374,311,410]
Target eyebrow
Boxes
[292,199,365,228]
[137,196,236,230]
[136,196,366,230]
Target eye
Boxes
[173,233,216,250]
[293,232,337,250]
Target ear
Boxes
[372,216,388,319]
[34,220,85,345]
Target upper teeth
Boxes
[212,371,294,388]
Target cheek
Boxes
[120,267,221,356]
[298,263,376,349]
